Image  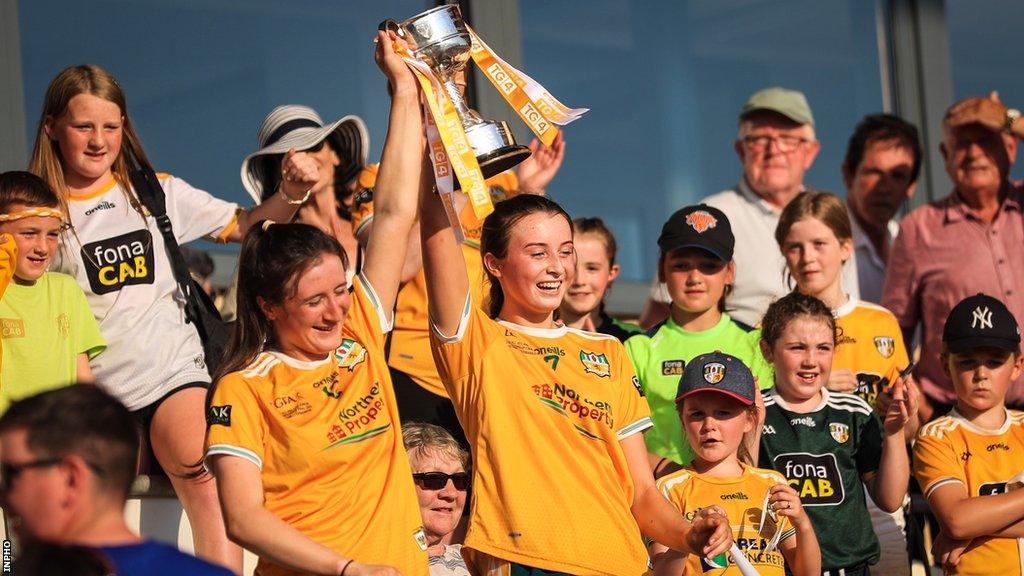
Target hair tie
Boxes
[0,207,64,223]
[261,220,276,232]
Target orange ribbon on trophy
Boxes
[468,26,587,147]
[392,29,587,230]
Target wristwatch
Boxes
[1006,108,1021,133]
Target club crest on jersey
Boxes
[829,422,850,444]
[873,336,895,359]
[686,210,718,233]
[334,338,367,372]
[703,362,725,384]
[579,351,610,378]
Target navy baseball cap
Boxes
[657,204,734,262]
[676,351,756,406]
[943,293,1021,354]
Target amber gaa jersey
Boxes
[205,275,428,576]
[431,301,653,575]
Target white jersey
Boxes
[54,174,238,410]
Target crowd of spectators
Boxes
[1,23,1023,576]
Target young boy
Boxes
[0,171,105,412]
[914,293,1024,574]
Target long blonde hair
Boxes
[28,64,152,222]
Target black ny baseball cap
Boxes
[676,351,756,406]
[943,293,1021,354]
[657,204,734,262]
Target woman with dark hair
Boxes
[419,188,734,573]
[240,106,370,275]
[203,31,429,576]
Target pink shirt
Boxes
[882,186,1024,407]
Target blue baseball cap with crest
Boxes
[676,351,756,406]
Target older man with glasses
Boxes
[642,87,859,330]
[0,385,232,575]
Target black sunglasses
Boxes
[412,471,470,491]
[0,457,64,492]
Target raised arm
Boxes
[209,455,398,576]
[419,168,470,338]
[358,30,425,313]
[621,433,732,556]
[866,377,912,512]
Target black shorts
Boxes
[130,381,209,474]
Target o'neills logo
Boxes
[720,491,748,500]
[84,201,116,216]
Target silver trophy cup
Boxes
[382,4,531,180]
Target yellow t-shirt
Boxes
[431,302,653,575]
[914,409,1024,576]
[833,299,910,407]
[351,169,518,398]
[205,274,428,576]
[657,464,795,575]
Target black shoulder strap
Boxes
[126,152,202,328]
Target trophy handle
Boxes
[377,19,404,37]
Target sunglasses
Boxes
[412,471,470,491]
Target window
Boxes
[518,0,886,281]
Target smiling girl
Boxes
[651,351,819,576]
[27,62,327,569]
[776,191,915,414]
[757,292,913,575]
[558,217,641,341]
[626,205,772,473]
[420,190,733,573]
[776,192,919,574]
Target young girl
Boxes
[775,191,915,414]
[0,172,105,412]
[651,351,820,576]
[28,63,321,569]
[420,190,732,573]
[558,217,642,341]
[204,31,428,576]
[775,191,918,574]
[626,204,772,472]
[758,292,913,575]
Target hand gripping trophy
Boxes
[381,4,586,221]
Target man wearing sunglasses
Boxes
[0,385,231,575]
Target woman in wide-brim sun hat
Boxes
[240,105,369,272]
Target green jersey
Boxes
[758,389,884,570]
[625,314,772,465]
